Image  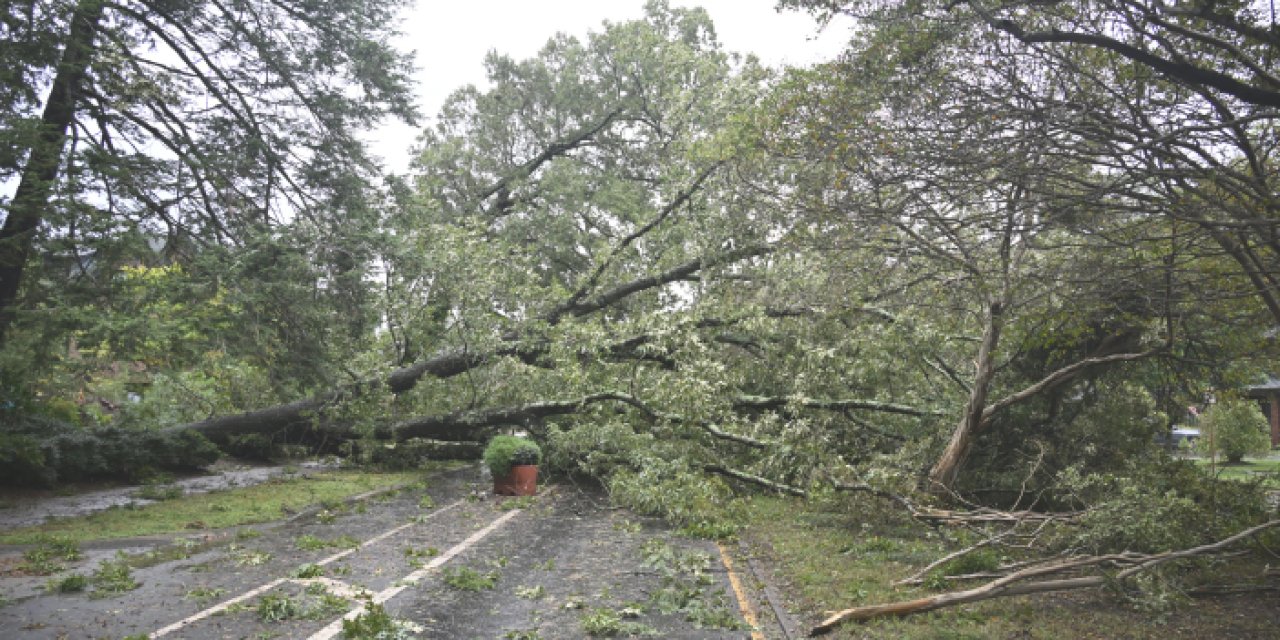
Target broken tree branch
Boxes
[734,394,940,417]
[981,345,1166,423]
[559,244,773,319]
[809,519,1280,636]
[705,465,808,496]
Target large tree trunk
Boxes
[928,301,1002,492]
[0,1,104,347]
[163,348,488,442]
[173,392,647,448]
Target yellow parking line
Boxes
[718,542,765,640]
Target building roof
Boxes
[1244,377,1280,396]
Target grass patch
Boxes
[497,495,536,510]
[20,535,83,574]
[185,586,228,602]
[403,545,439,568]
[744,494,1280,639]
[442,565,498,591]
[1195,457,1280,487]
[254,586,351,623]
[88,554,140,598]
[257,592,302,622]
[580,607,659,637]
[296,534,360,551]
[294,563,325,578]
[341,599,422,638]
[0,470,421,545]
[228,545,272,567]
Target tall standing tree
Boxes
[781,0,1280,324]
[0,0,418,351]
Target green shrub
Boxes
[1054,459,1267,554]
[0,417,220,487]
[0,419,61,486]
[483,435,542,476]
[941,547,1001,576]
[1195,398,1272,463]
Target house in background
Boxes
[1243,379,1280,448]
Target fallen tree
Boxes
[162,243,773,446]
[809,519,1280,636]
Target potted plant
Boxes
[483,435,542,496]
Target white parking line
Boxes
[149,578,288,638]
[306,507,524,640]
[149,498,463,639]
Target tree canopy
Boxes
[0,0,417,365]
[0,3,1276,598]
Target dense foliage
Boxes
[0,0,416,395]
[0,415,219,486]
[0,2,1274,583]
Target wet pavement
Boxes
[0,465,790,639]
[0,460,335,530]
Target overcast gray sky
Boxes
[367,0,852,172]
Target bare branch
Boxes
[980,344,1166,422]
[735,394,940,418]
[705,465,808,496]
[974,9,1280,109]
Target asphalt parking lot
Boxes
[0,465,787,639]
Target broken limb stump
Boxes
[809,519,1280,636]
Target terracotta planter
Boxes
[493,464,538,496]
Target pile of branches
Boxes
[810,518,1280,635]
[788,452,1280,636]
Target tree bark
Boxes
[928,301,1002,492]
[165,348,489,442]
[926,302,1165,493]
[0,0,105,347]
[171,391,648,445]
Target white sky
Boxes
[366,0,853,172]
